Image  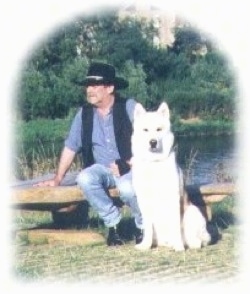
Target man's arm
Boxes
[35,146,76,187]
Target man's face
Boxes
[85,84,113,106]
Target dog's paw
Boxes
[201,232,211,247]
[173,244,185,251]
[157,240,169,247]
[135,242,152,250]
[185,239,202,249]
[187,243,202,249]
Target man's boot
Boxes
[135,227,143,244]
[107,226,124,246]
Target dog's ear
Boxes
[134,103,146,118]
[157,102,170,119]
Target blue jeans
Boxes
[76,163,143,229]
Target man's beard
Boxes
[87,95,101,106]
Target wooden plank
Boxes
[11,183,235,210]
[15,229,105,245]
[11,186,119,210]
[202,194,230,204]
[12,186,83,204]
[185,183,235,206]
[198,183,236,195]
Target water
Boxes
[175,134,238,184]
[18,134,238,185]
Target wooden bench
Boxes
[12,182,236,222]
[11,182,236,245]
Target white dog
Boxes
[131,102,211,250]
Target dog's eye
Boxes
[156,128,162,132]
[143,128,149,132]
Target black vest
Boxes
[81,97,133,175]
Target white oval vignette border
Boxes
[1,0,249,292]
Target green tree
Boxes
[17,9,236,122]
[121,60,149,106]
[170,26,208,62]
[18,65,50,120]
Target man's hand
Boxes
[33,146,75,187]
[33,177,61,187]
[109,162,120,177]
[110,159,132,177]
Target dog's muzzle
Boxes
[150,139,157,149]
[149,139,163,153]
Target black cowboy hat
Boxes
[77,62,128,89]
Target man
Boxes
[37,62,143,246]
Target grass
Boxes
[15,114,235,146]
[12,196,240,284]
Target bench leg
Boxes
[206,205,212,221]
[52,201,89,229]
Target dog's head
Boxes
[132,102,174,160]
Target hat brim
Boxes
[75,77,128,89]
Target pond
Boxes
[175,134,238,184]
[15,133,238,185]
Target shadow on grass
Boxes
[212,210,236,229]
[21,198,138,242]
[208,208,237,245]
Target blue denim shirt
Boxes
[65,98,137,167]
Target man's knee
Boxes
[117,180,135,200]
[76,164,113,189]
[76,168,95,187]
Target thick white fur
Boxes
[183,203,211,249]
[131,102,211,250]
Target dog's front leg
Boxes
[169,205,185,251]
[135,220,153,250]
[171,225,185,251]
